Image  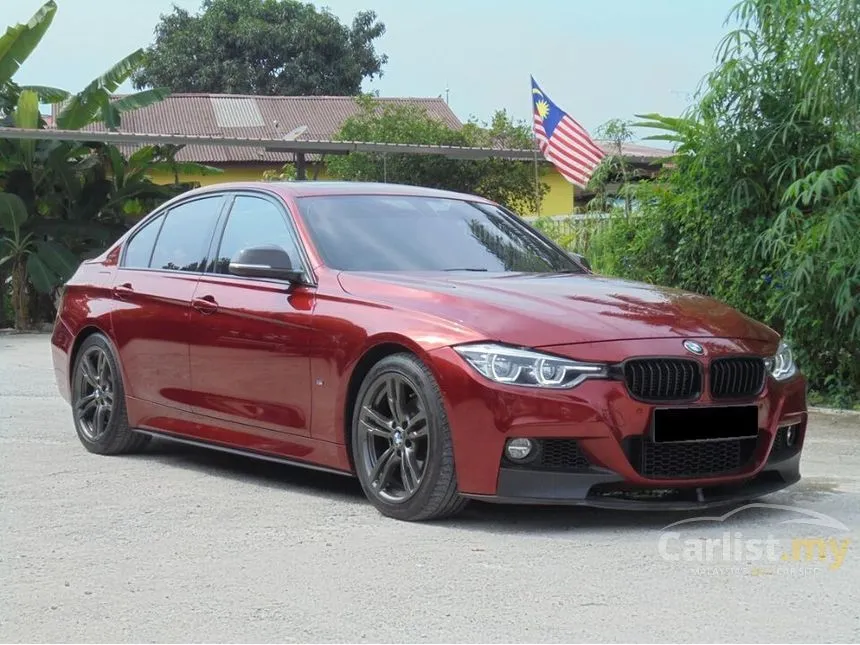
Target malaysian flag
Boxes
[531,76,605,188]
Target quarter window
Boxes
[212,196,302,274]
[149,197,223,273]
[123,214,164,269]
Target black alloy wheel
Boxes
[352,353,467,521]
[71,333,149,455]
[356,372,429,503]
[74,345,116,442]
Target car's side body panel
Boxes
[50,260,117,404]
[125,398,352,473]
[188,274,317,436]
[306,270,485,446]
[110,268,200,411]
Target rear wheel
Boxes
[71,333,149,455]
[351,353,467,521]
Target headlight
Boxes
[453,343,608,389]
[764,340,797,381]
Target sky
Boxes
[9,0,738,142]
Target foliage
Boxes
[327,96,548,214]
[56,50,169,131]
[1,2,206,329]
[0,1,60,89]
[461,109,549,214]
[582,0,860,404]
[132,0,387,96]
[587,119,636,215]
[0,191,79,328]
[262,162,298,182]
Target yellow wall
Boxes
[150,165,288,186]
[156,163,572,216]
[539,168,576,216]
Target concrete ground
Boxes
[1,333,858,643]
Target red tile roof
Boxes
[66,94,463,164]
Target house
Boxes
[65,93,671,216]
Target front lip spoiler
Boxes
[462,455,802,510]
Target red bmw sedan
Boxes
[51,181,807,521]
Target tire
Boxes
[70,333,150,455]
[350,353,468,521]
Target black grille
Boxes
[539,439,591,471]
[502,439,591,471]
[623,358,701,402]
[628,437,758,479]
[710,357,766,399]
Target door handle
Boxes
[113,283,134,300]
[192,295,219,315]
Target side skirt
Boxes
[133,428,355,478]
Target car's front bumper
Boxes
[428,337,808,507]
[464,447,802,510]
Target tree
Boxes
[132,0,387,96]
[327,97,547,214]
[587,118,636,216]
[461,109,549,215]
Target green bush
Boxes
[568,0,860,408]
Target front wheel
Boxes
[351,353,467,521]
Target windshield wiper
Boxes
[443,267,488,272]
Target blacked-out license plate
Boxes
[652,405,758,443]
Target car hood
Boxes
[337,271,779,347]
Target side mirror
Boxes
[229,245,304,282]
[568,251,591,272]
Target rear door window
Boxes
[123,214,164,269]
[149,196,224,273]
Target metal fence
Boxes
[522,213,614,252]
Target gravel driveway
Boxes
[1,333,858,643]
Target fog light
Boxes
[505,438,535,461]
[785,425,797,447]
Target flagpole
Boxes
[533,145,541,218]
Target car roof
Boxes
[185,180,495,203]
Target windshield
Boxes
[296,194,583,273]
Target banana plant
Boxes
[0,1,68,112]
[1,2,178,328]
[0,192,78,329]
[56,49,169,131]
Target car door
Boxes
[110,194,226,413]
[188,192,317,436]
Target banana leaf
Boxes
[25,251,56,293]
[34,239,79,281]
[0,1,57,85]
[19,84,69,104]
[0,192,28,232]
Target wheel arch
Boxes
[68,325,112,386]
[342,335,440,470]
